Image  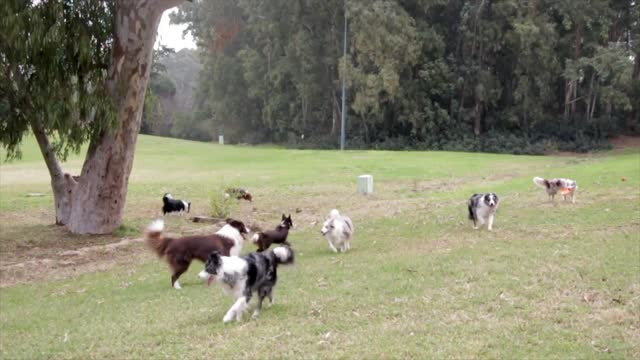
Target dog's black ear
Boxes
[208,250,220,260]
[282,214,286,220]
[225,218,233,224]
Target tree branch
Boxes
[30,120,64,181]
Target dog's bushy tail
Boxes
[272,246,294,265]
[533,176,548,189]
[145,219,170,257]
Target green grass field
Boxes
[1,135,639,359]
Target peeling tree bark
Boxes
[64,0,183,234]
[30,120,76,225]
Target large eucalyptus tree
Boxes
[1,0,184,234]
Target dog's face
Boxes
[320,218,339,237]
[163,193,172,201]
[280,214,293,229]
[199,251,223,286]
[484,193,499,208]
[242,192,253,202]
[225,218,250,236]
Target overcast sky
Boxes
[155,7,196,51]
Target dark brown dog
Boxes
[251,214,293,252]
[145,218,250,289]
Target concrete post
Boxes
[357,174,373,194]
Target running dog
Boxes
[320,209,354,252]
[468,193,499,231]
[162,193,190,214]
[251,214,293,252]
[533,176,578,203]
[225,188,253,202]
[145,218,250,289]
[198,246,294,322]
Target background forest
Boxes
[143,0,639,154]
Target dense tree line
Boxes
[173,0,638,153]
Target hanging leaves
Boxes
[1,0,115,160]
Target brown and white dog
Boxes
[144,218,250,289]
[225,188,253,202]
[533,177,578,203]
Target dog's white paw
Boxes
[173,281,182,290]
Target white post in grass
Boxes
[358,175,373,195]
[218,135,224,145]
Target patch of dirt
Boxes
[0,236,148,287]
[0,210,247,286]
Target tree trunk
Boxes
[332,92,341,135]
[585,72,595,122]
[571,24,582,116]
[589,93,597,122]
[473,100,482,136]
[30,120,76,225]
[564,80,573,119]
[627,55,640,132]
[65,0,182,234]
[457,81,466,123]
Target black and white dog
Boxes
[162,193,191,215]
[198,246,294,323]
[468,193,499,231]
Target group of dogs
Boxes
[147,176,577,323]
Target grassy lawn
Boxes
[1,135,638,358]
